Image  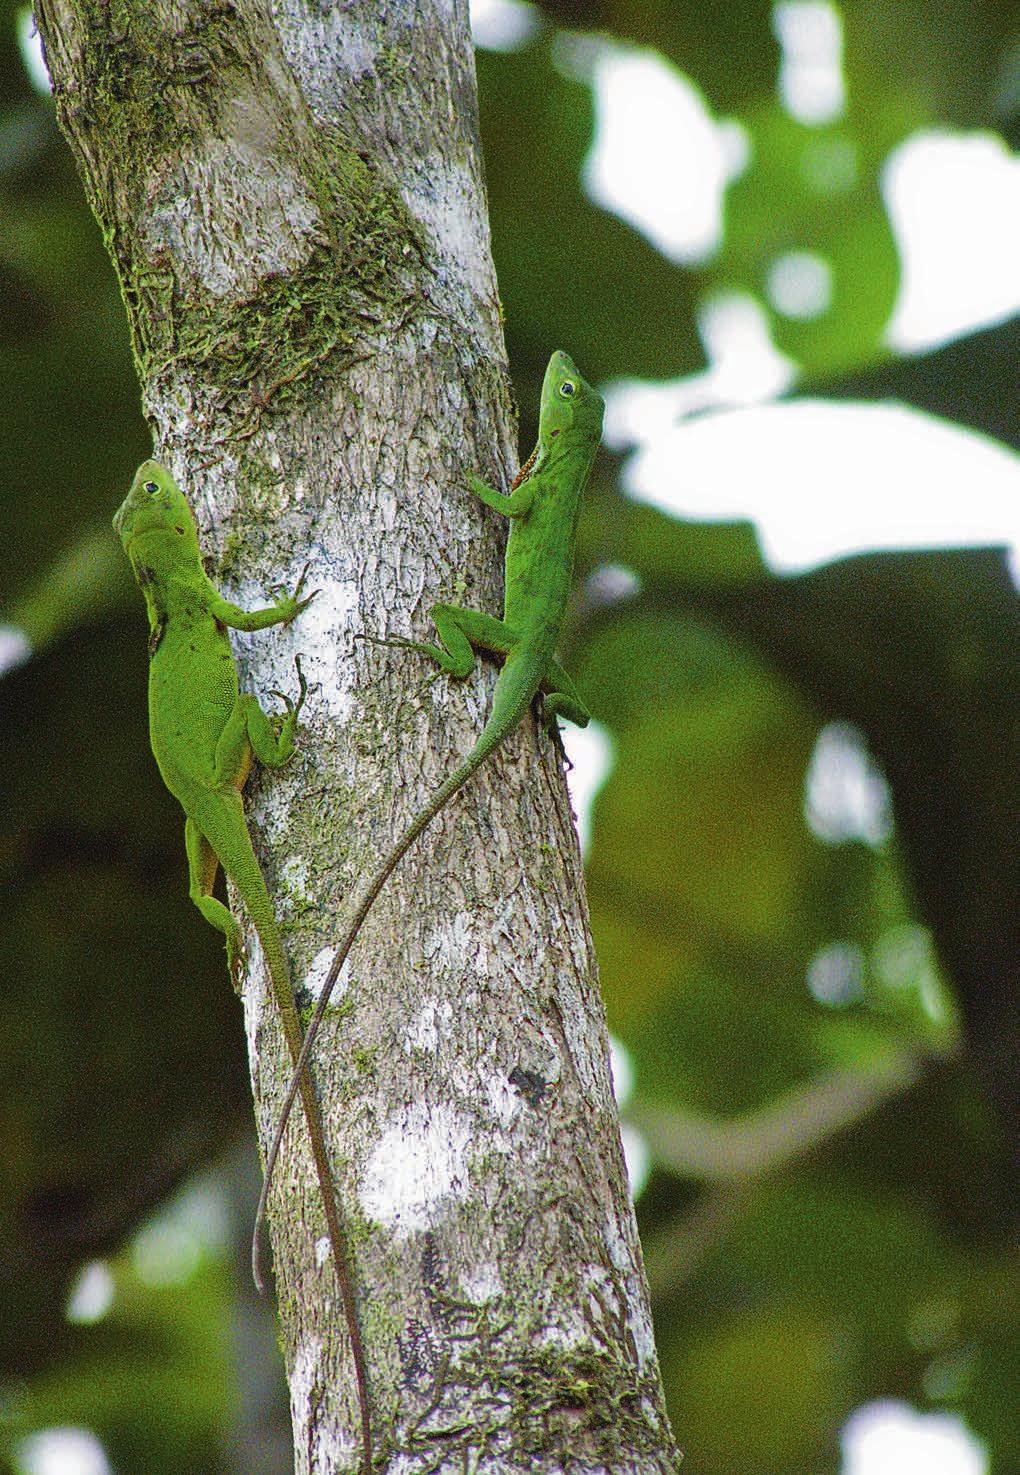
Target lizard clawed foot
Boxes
[274,563,318,620]
[551,723,573,768]
[355,629,423,653]
[536,696,573,767]
[292,654,309,713]
[293,562,319,615]
[268,656,310,718]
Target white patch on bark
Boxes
[292,577,359,720]
[554,970,607,1100]
[360,1102,475,1232]
[603,1211,657,1369]
[290,1334,358,1473]
[423,909,476,969]
[403,998,454,1054]
[384,1456,418,1475]
[279,855,311,902]
[484,1072,521,1131]
[493,892,548,970]
[0,626,31,677]
[242,931,268,1050]
[303,946,349,1002]
[401,155,497,309]
[149,87,320,297]
[459,1262,504,1304]
[585,1262,621,1331]
[289,1334,323,1422]
[539,1317,591,1351]
[270,5,379,121]
[315,1235,331,1269]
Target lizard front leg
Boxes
[207,565,315,632]
[540,657,591,731]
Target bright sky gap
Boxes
[576,38,1020,576]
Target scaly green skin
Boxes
[256,349,604,1250]
[113,461,372,1475]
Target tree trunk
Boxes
[35,0,679,1468]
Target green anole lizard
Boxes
[113,461,372,1474]
[255,348,604,1254]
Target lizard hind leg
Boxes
[185,816,245,987]
[359,603,513,681]
[540,658,591,731]
[424,603,514,677]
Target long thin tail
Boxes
[253,918,373,1475]
[201,804,373,1472]
[252,696,529,1289]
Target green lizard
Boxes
[255,348,604,1250]
[113,461,372,1473]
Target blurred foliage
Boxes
[1,0,1018,1471]
[0,1173,281,1475]
[477,38,703,381]
[5,1244,233,1475]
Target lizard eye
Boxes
[143,480,159,494]
[559,380,576,398]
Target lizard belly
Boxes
[503,504,575,635]
[148,626,238,796]
[503,557,571,641]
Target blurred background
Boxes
[1,0,1018,1471]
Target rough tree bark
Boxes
[34,0,679,1469]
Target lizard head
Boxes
[538,350,604,450]
[113,460,202,560]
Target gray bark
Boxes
[35,0,678,1468]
